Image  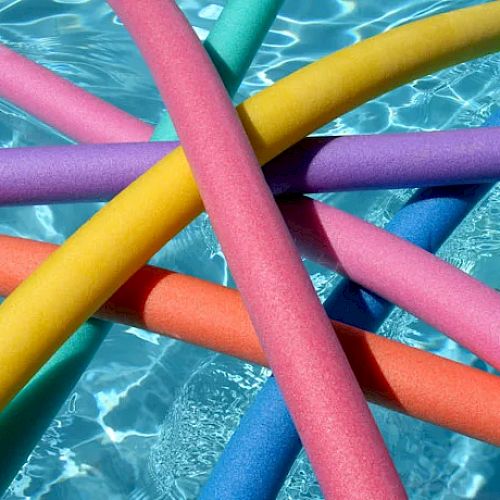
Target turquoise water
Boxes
[0,0,499,498]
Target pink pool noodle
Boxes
[0,44,152,143]
[108,0,405,498]
[280,196,500,370]
[1,139,498,368]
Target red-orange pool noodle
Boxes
[0,234,498,446]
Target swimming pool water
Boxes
[0,0,499,498]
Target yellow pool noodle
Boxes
[0,1,499,409]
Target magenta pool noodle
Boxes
[280,195,500,370]
[200,187,492,500]
[4,126,500,205]
[200,109,499,500]
[0,44,152,143]
[0,0,283,491]
[108,0,405,498]
[2,145,498,364]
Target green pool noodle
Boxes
[151,0,285,141]
[0,319,111,493]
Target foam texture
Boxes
[282,196,500,368]
[0,44,152,143]
[4,126,500,205]
[1,234,498,447]
[0,0,283,492]
[0,1,498,429]
[151,0,285,140]
[202,140,496,500]
[0,142,177,205]
[109,0,405,496]
[0,318,110,494]
[266,127,500,194]
[0,0,283,143]
[324,184,492,330]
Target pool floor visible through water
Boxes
[0,0,499,498]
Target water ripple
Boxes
[1,1,500,499]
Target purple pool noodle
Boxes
[265,127,500,194]
[2,127,500,205]
[0,142,177,205]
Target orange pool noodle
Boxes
[0,234,498,446]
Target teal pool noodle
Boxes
[151,0,285,141]
[0,0,284,493]
[0,319,111,493]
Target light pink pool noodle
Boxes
[281,196,500,370]
[0,44,152,143]
[107,1,406,498]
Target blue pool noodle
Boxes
[199,116,498,500]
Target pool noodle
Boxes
[201,116,499,499]
[4,126,500,204]
[109,1,404,497]
[0,142,177,205]
[267,127,500,194]
[1,233,499,447]
[151,0,285,140]
[282,196,500,369]
[2,3,496,496]
[0,41,150,490]
[0,44,152,143]
[0,0,282,492]
[0,0,497,421]
[0,0,284,142]
[0,319,111,494]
